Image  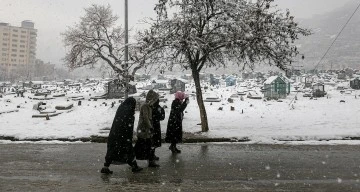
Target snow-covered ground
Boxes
[0,83,359,144]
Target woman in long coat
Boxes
[165,91,189,153]
[135,90,160,167]
[101,97,142,174]
[151,99,165,160]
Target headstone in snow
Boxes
[55,102,74,110]
[218,107,223,111]
[78,101,82,106]
[230,106,235,111]
[227,98,234,103]
[340,100,345,103]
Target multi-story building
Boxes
[0,20,37,80]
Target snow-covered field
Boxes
[0,83,359,144]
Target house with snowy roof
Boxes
[225,75,237,87]
[350,77,360,90]
[170,79,187,94]
[263,76,287,99]
[312,82,326,97]
[152,79,170,90]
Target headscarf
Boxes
[174,91,186,101]
[146,90,159,106]
[109,97,136,142]
[120,97,136,116]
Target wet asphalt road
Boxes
[0,143,360,192]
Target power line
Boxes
[313,2,360,71]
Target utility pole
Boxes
[124,0,129,99]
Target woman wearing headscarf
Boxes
[151,98,165,160]
[165,91,189,153]
[135,90,160,167]
[101,97,142,174]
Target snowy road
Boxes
[0,143,359,191]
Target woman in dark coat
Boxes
[135,90,160,167]
[151,99,165,160]
[165,91,189,153]
[101,97,142,174]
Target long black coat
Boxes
[105,97,136,164]
[152,100,165,148]
[165,98,188,143]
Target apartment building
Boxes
[0,20,37,80]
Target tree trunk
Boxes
[192,69,209,132]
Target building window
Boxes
[12,44,17,47]
[12,34,18,37]
[12,39,18,42]
[3,33,8,36]
[12,29,18,32]
[19,55,24,57]
[20,35,26,38]
[20,40,26,43]
[2,43,7,46]
[21,31,26,34]
[11,54,17,57]
[20,45,25,48]
[1,48,7,51]
[20,50,25,53]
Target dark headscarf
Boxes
[105,97,137,163]
[108,97,136,147]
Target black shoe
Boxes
[148,161,160,167]
[175,148,181,153]
[169,145,176,153]
[101,167,113,174]
[132,166,143,173]
[169,145,181,153]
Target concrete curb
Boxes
[0,136,248,143]
[1,135,360,143]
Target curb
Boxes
[1,136,360,143]
[0,135,249,143]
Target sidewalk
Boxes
[1,143,360,192]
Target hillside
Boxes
[297,0,360,70]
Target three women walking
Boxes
[101,90,188,174]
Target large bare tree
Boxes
[62,4,144,97]
[137,0,311,132]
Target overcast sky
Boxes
[0,0,354,65]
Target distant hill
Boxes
[296,0,360,70]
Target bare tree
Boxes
[137,0,311,132]
[62,4,144,98]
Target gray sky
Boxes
[0,0,354,65]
